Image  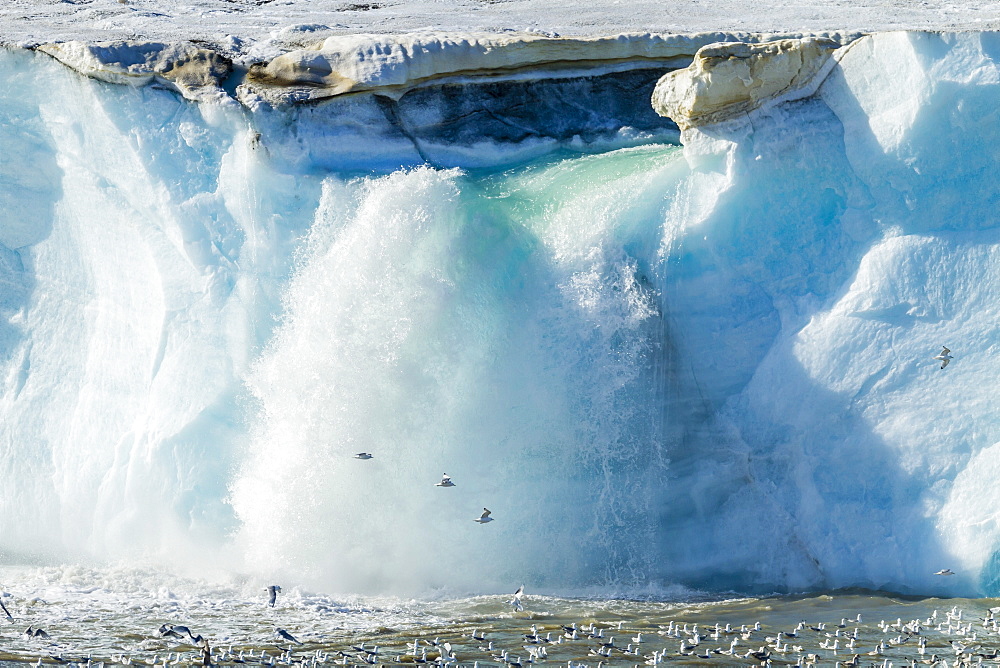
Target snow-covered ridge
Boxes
[21,30,853,170]
[26,30,859,107]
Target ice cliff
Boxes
[3,29,1000,597]
[650,31,1000,595]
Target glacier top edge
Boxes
[14,31,862,107]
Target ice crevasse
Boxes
[2,30,1000,597]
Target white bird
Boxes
[509,585,525,612]
[475,508,494,523]
[354,452,373,460]
[932,346,953,369]
[266,585,281,607]
[436,473,455,487]
[935,568,955,576]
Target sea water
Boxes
[0,563,995,666]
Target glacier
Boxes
[2,29,1000,598]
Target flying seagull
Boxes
[275,628,303,645]
[509,585,524,612]
[0,597,12,621]
[935,569,955,576]
[158,624,205,646]
[435,473,455,488]
[158,624,187,639]
[932,346,953,369]
[266,585,281,607]
[354,453,373,460]
[475,508,494,524]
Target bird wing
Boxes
[941,358,950,368]
[942,347,951,355]
[482,508,492,519]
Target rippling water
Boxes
[0,565,995,666]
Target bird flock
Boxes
[4,584,1000,668]
[354,455,493,525]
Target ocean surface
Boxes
[0,564,995,666]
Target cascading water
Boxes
[232,147,689,594]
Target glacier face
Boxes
[0,47,320,564]
[659,31,1000,596]
[3,31,1000,597]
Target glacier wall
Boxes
[651,30,1000,596]
[0,47,320,565]
[3,30,1000,597]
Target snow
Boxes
[37,40,233,102]
[3,0,1000,59]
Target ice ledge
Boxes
[35,41,233,103]
[28,31,857,108]
[237,31,830,107]
[651,37,844,130]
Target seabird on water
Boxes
[935,569,955,576]
[23,626,49,639]
[435,473,455,487]
[475,508,494,524]
[354,453,373,460]
[266,585,281,607]
[932,346,953,369]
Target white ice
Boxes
[5,0,1000,599]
